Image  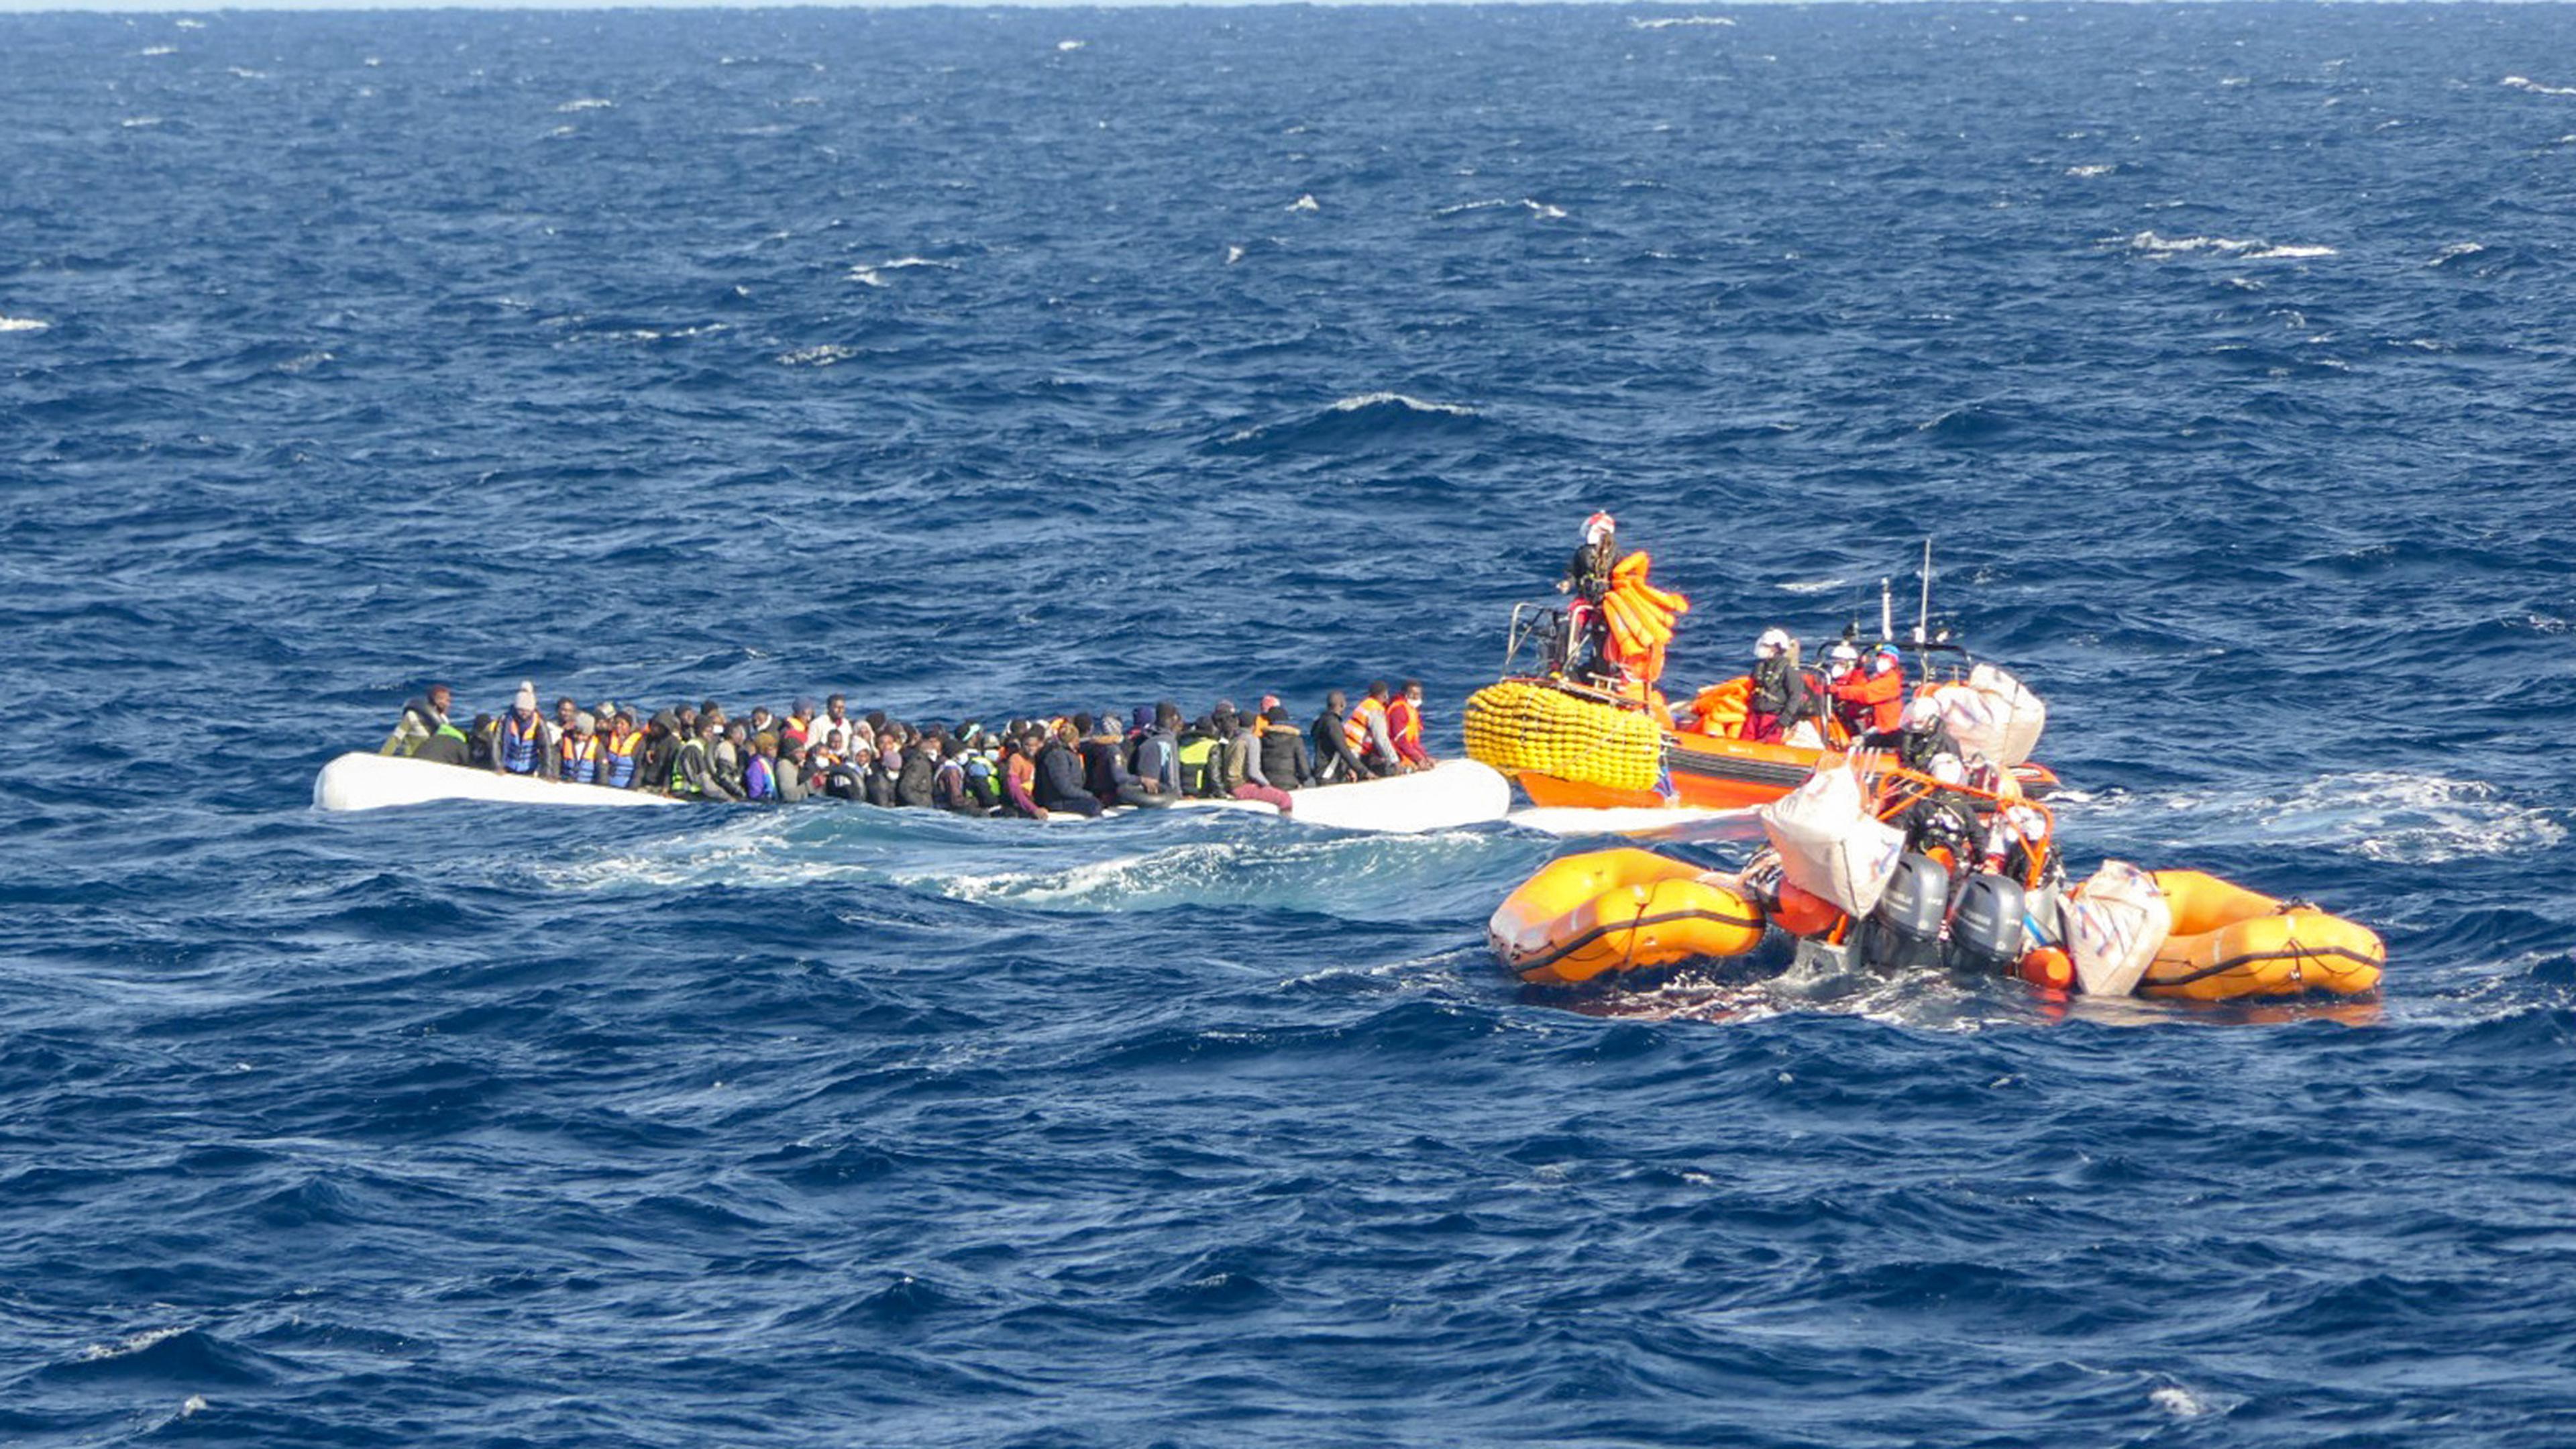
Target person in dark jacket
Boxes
[896,732,940,808]
[1132,704,1185,798]
[1862,694,1964,776]
[1077,712,1167,808]
[932,737,985,815]
[1258,704,1312,792]
[1036,722,1104,816]
[773,741,810,804]
[1310,690,1376,784]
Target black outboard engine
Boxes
[1943,871,2028,978]
[1859,852,1951,974]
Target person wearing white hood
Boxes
[1743,628,1813,744]
[492,680,559,779]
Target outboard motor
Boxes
[1943,871,2028,977]
[1859,852,1951,974]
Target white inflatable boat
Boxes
[313,752,1511,835]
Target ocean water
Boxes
[5,3,2575,1444]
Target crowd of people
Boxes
[378,679,1439,818]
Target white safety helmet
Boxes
[1754,627,1793,660]
[1929,753,1966,786]
[1582,511,1615,545]
[1901,694,1943,732]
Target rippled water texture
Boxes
[4,5,2575,1445]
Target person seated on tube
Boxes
[773,738,811,804]
[1036,719,1104,817]
[1309,690,1377,784]
[1385,678,1435,771]
[380,683,455,759]
[1258,703,1316,792]
[1002,729,1050,820]
[1069,712,1156,810]
[932,735,986,815]
[492,682,559,779]
[1347,681,1406,776]
[600,708,647,789]
[742,732,778,802]
[557,711,606,786]
[1132,704,1186,801]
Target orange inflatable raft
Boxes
[2135,870,2385,1002]
[1487,849,1766,985]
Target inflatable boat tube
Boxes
[1489,847,1767,985]
[2137,870,2385,1001]
[315,752,682,812]
[1169,759,1510,833]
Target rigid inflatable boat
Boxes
[1463,669,2057,814]
[1489,761,2382,1004]
[313,751,1511,835]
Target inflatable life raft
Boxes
[1464,674,2058,814]
[2121,869,2385,1002]
[1487,849,1765,985]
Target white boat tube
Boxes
[314,753,682,812]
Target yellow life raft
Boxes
[2137,870,2385,1002]
[1487,848,1766,985]
[1463,680,1664,796]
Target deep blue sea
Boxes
[5,3,2576,1444]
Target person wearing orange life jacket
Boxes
[1344,681,1402,775]
[1829,642,1907,738]
[1384,678,1434,770]
[600,708,648,789]
[492,682,559,779]
[557,711,606,786]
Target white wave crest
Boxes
[1631,15,1735,28]
[2504,75,2576,97]
[141,44,175,55]
[848,256,953,288]
[1328,392,1477,418]
[1287,193,1320,213]
[1436,197,1566,221]
[2118,231,2335,261]
[82,1325,191,1362]
[1056,39,1085,52]
[777,344,859,367]
[0,316,50,333]
[555,97,614,113]
[2065,163,2115,178]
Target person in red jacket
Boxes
[1831,643,1907,738]
[1385,679,1434,770]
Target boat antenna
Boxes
[1915,538,1933,648]
[1879,575,1894,645]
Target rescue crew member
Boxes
[1829,643,1906,739]
[1743,631,1813,744]
[1556,512,1617,678]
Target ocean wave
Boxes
[0,315,49,333]
[1435,197,1568,221]
[1213,392,1486,452]
[555,97,615,113]
[2503,74,2576,97]
[1631,15,1735,28]
[2116,231,2336,261]
[848,256,954,288]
